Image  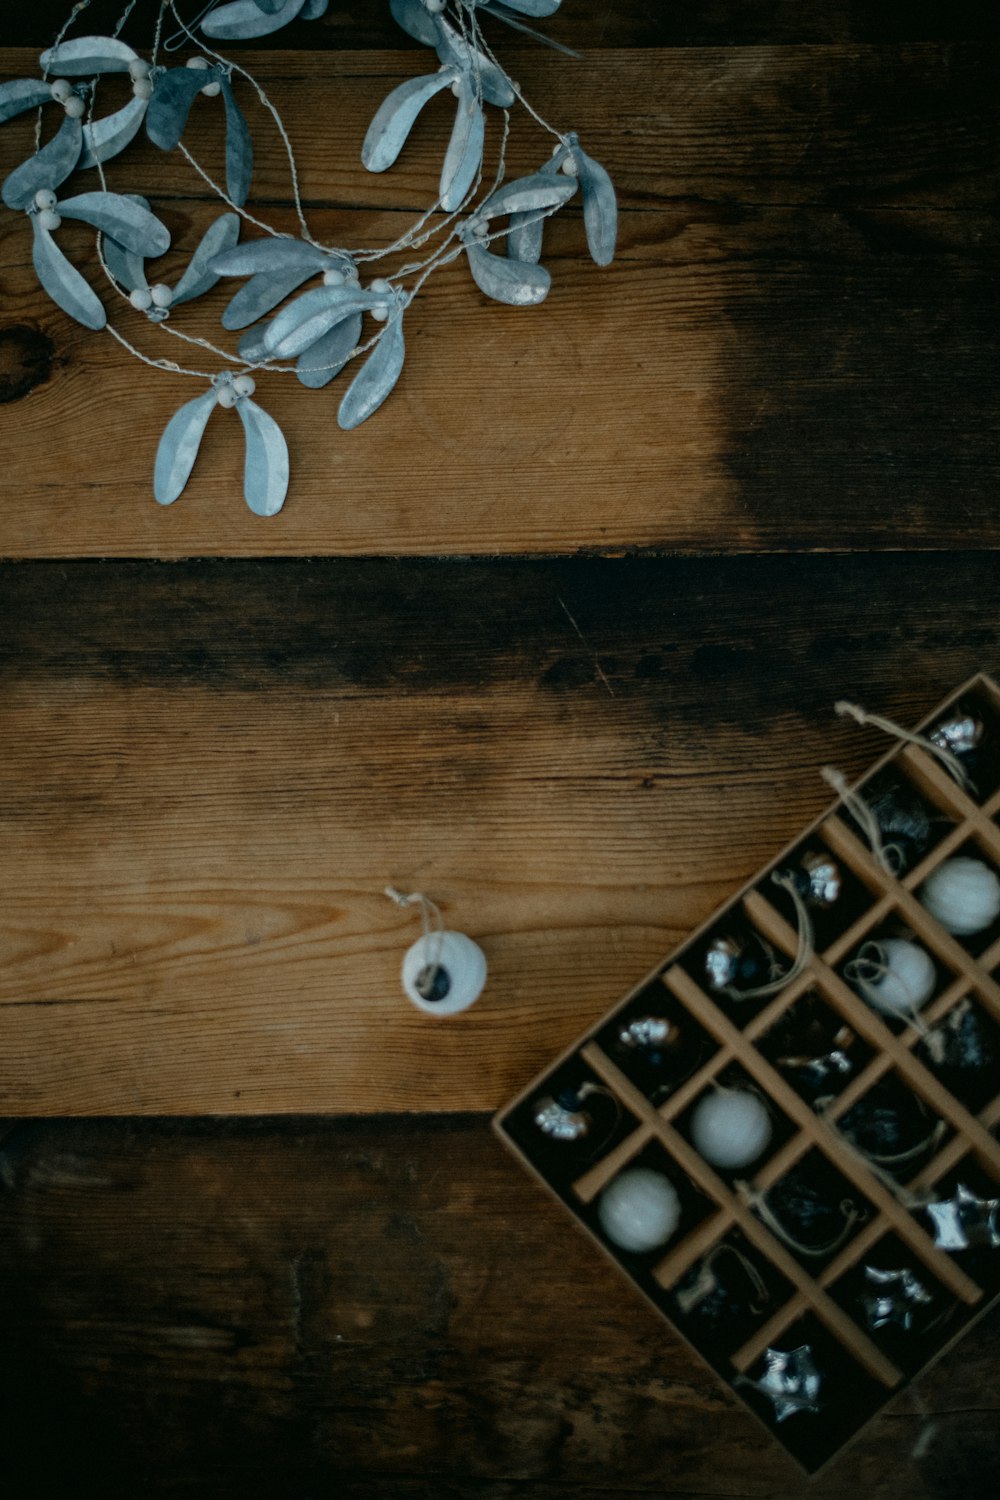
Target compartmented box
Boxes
[494,673,1000,1474]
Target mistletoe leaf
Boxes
[79,94,148,170]
[250,0,288,12]
[264,285,381,359]
[0,79,55,124]
[236,325,272,362]
[237,397,289,516]
[301,0,330,16]
[465,236,551,305]
[440,75,484,212]
[202,0,307,40]
[173,211,241,306]
[153,388,218,505]
[435,19,516,108]
[478,169,576,220]
[489,0,561,14]
[361,72,453,174]
[102,233,149,293]
[145,66,207,151]
[222,264,318,330]
[2,114,82,209]
[389,0,439,45]
[31,216,106,328]
[338,302,406,431]
[39,35,139,75]
[506,208,544,264]
[211,237,329,277]
[296,310,362,388]
[59,191,170,256]
[219,77,253,207]
[575,142,617,266]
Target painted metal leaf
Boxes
[466,237,551,305]
[146,67,207,151]
[478,169,576,220]
[361,72,453,174]
[219,78,253,207]
[0,78,54,124]
[102,234,148,293]
[2,114,82,210]
[31,217,106,328]
[250,0,288,12]
[153,388,218,505]
[59,191,170,256]
[440,76,484,212]
[79,94,148,170]
[506,208,544,264]
[173,211,241,305]
[266,286,381,359]
[337,304,406,431]
[211,237,329,277]
[237,398,289,516]
[575,143,617,266]
[222,264,318,330]
[202,0,307,41]
[296,310,361,388]
[491,0,561,13]
[389,0,440,46]
[236,325,272,362]
[39,35,138,75]
[435,21,516,108]
[301,0,330,16]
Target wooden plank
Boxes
[1,552,999,1115]
[3,1115,981,1499]
[0,45,997,557]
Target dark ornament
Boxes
[749,1345,822,1423]
[866,783,932,871]
[926,1184,1000,1251]
[860,1264,934,1331]
[533,1087,592,1141]
[704,932,778,994]
[780,850,842,908]
[925,998,996,1073]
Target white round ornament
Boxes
[401,930,487,1016]
[690,1088,773,1170]
[597,1167,681,1253]
[852,937,935,1018]
[920,857,1000,936]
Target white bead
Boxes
[371,306,389,321]
[451,80,461,97]
[401,931,487,1016]
[561,154,579,176]
[691,1089,772,1170]
[597,1168,681,1253]
[38,209,61,231]
[49,78,72,103]
[186,55,211,70]
[369,277,392,294]
[201,80,221,97]
[129,58,151,81]
[233,374,256,398]
[132,77,153,101]
[423,0,446,13]
[854,938,936,1018]
[921,857,1000,936]
[216,383,238,408]
[63,95,85,119]
[322,269,345,287]
[150,283,173,309]
[129,287,153,311]
[34,188,57,211]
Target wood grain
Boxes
[1,1116,997,1500]
[1,553,997,1115]
[0,45,997,556]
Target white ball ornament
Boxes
[852,937,936,1018]
[216,382,238,408]
[401,930,487,1016]
[133,77,154,101]
[34,189,57,211]
[63,95,85,119]
[129,287,153,311]
[129,58,151,81]
[323,268,345,287]
[49,78,72,103]
[233,374,256,398]
[150,283,173,309]
[597,1168,681,1253]
[38,210,62,231]
[690,1088,773,1171]
[920,857,1000,936]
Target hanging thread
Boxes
[844,940,932,1038]
[821,765,905,876]
[724,871,815,1001]
[814,1097,940,1210]
[735,1179,866,1258]
[835,700,977,797]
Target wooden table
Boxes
[1,3,998,1495]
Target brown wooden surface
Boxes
[2,2,1000,1494]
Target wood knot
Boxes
[0,325,55,403]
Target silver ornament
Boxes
[860,1265,933,1331]
[749,1345,822,1423]
[925,1183,1000,1251]
[929,714,984,757]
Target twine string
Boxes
[736,1179,865,1258]
[821,765,905,876]
[844,940,931,1038]
[835,700,977,796]
[385,885,446,998]
[724,871,815,1001]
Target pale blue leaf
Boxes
[575,141,617,266]
[466,237,551,304]
[40,35,138,74]
[153,388,218,505]
[59,191,170,256]
[173,211,241,305]
[0,79,54,124]
[251,0,288,12]
[361,72,452,174]
[506,209,544,264]
[31,217,106,328]
[338,304,405,430]
[301,0,329,16]
[479,169,575,220]
[219,78,253,207]
[435,20,516,107]
[2,114,82,209]
[389,0,439,45]
[222,264,318,330]
[145,66,207,151]
[102,234,148,293]
[491,0,561,13]
[296,310,361,388]
[236,325,271,362]
[202,0,307,40]
[211,237,329,277]
[440,77,484,212]
[264,284,380,359]
[79,94,148,169]
[237,398,289,516]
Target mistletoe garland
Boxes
[0,0,616,516]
